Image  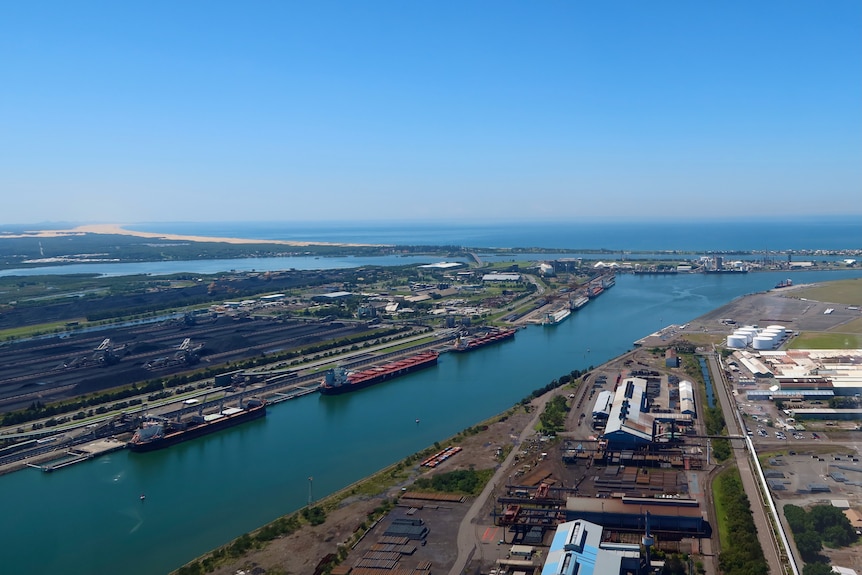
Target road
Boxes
[448,391,554,575]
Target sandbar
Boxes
[0,223,381,247]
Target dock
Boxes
[29,438,126,472]
[266,384,320,404]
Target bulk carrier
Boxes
[570,296,589,310]
[543,308,572,326]
[319,351,439,395]
[127,398,266,453]
[451,328,517,352]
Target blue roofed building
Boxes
[541,519,642,575]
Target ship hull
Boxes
[543,309,571,326]
[127,404,266,453]
[319,353,438,395]
[451,328,516,353]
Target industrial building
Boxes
[564,496,708,537]
[599,376,695,449]
[678,381,695,416]
[602,378,654,449]
[592,390,614,426]
[735,349,862,396]
[541,518,643,575]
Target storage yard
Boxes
[0,313,374,411]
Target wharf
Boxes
[28,438,126,473]
[266,385,320,404]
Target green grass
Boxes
[0,319,88,341]
[787,332,861,349]
[791,278,862,306]
[712,466,734,548]
[832,317,862,334]
[384,335,438,352]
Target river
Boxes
[2,269,861,574]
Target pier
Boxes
[29,438,126,472]
[266,385,320,404]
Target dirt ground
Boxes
[203,401,539,575]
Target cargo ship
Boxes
[319,351,439,395]
[570,296,589,310]
[127,398,266,453]
[543,308,571,326]
[774,278,793,289]
[451,328,516,352]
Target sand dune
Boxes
[0,223,379,247]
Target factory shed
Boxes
[746,389,834,401]
[564,496,707,536]
[602,378,654,449]
[678,380,695,416]
[792,408,862,420]
[592,390,613,421]
[541,519,642,575]
[482,273,521,282]
[311,291,354,302]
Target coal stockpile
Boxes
[0,316,367,412]
[0,269,345,330]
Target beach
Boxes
[0,223,381,247]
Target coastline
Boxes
[0,223,383,248]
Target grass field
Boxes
[711,466,735,551]
[791,278,862,306]
[832,316,862,335]
[787,331,861,349]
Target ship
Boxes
[127,398,266,453]
[570,296,589,310]
[589,284,604,298]
[601,274,616,289]
[774,278,793,289]
[319,351,439,395]
[543,308,571,326]
[452,328,516,352]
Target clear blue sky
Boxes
[1,1,860,224]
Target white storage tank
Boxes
[753,335,774,350]
[733,330,754,344]
[762,329,782,344]
[738,326,758,338]
[727,334,748,349]
[767,325,786,332]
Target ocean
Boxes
[126,217,862,252]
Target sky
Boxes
[1,1,860,225]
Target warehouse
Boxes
[602,378,655,449]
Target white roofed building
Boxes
[679,380,695,416]
[602,377,654,449]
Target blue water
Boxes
[2,218,858,278]
[0,254,470,278]
[126,217,862,251]
[1,269,861,574]
[698,356,716,409]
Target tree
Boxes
[795,530,822,562]
[803,563,833,575]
